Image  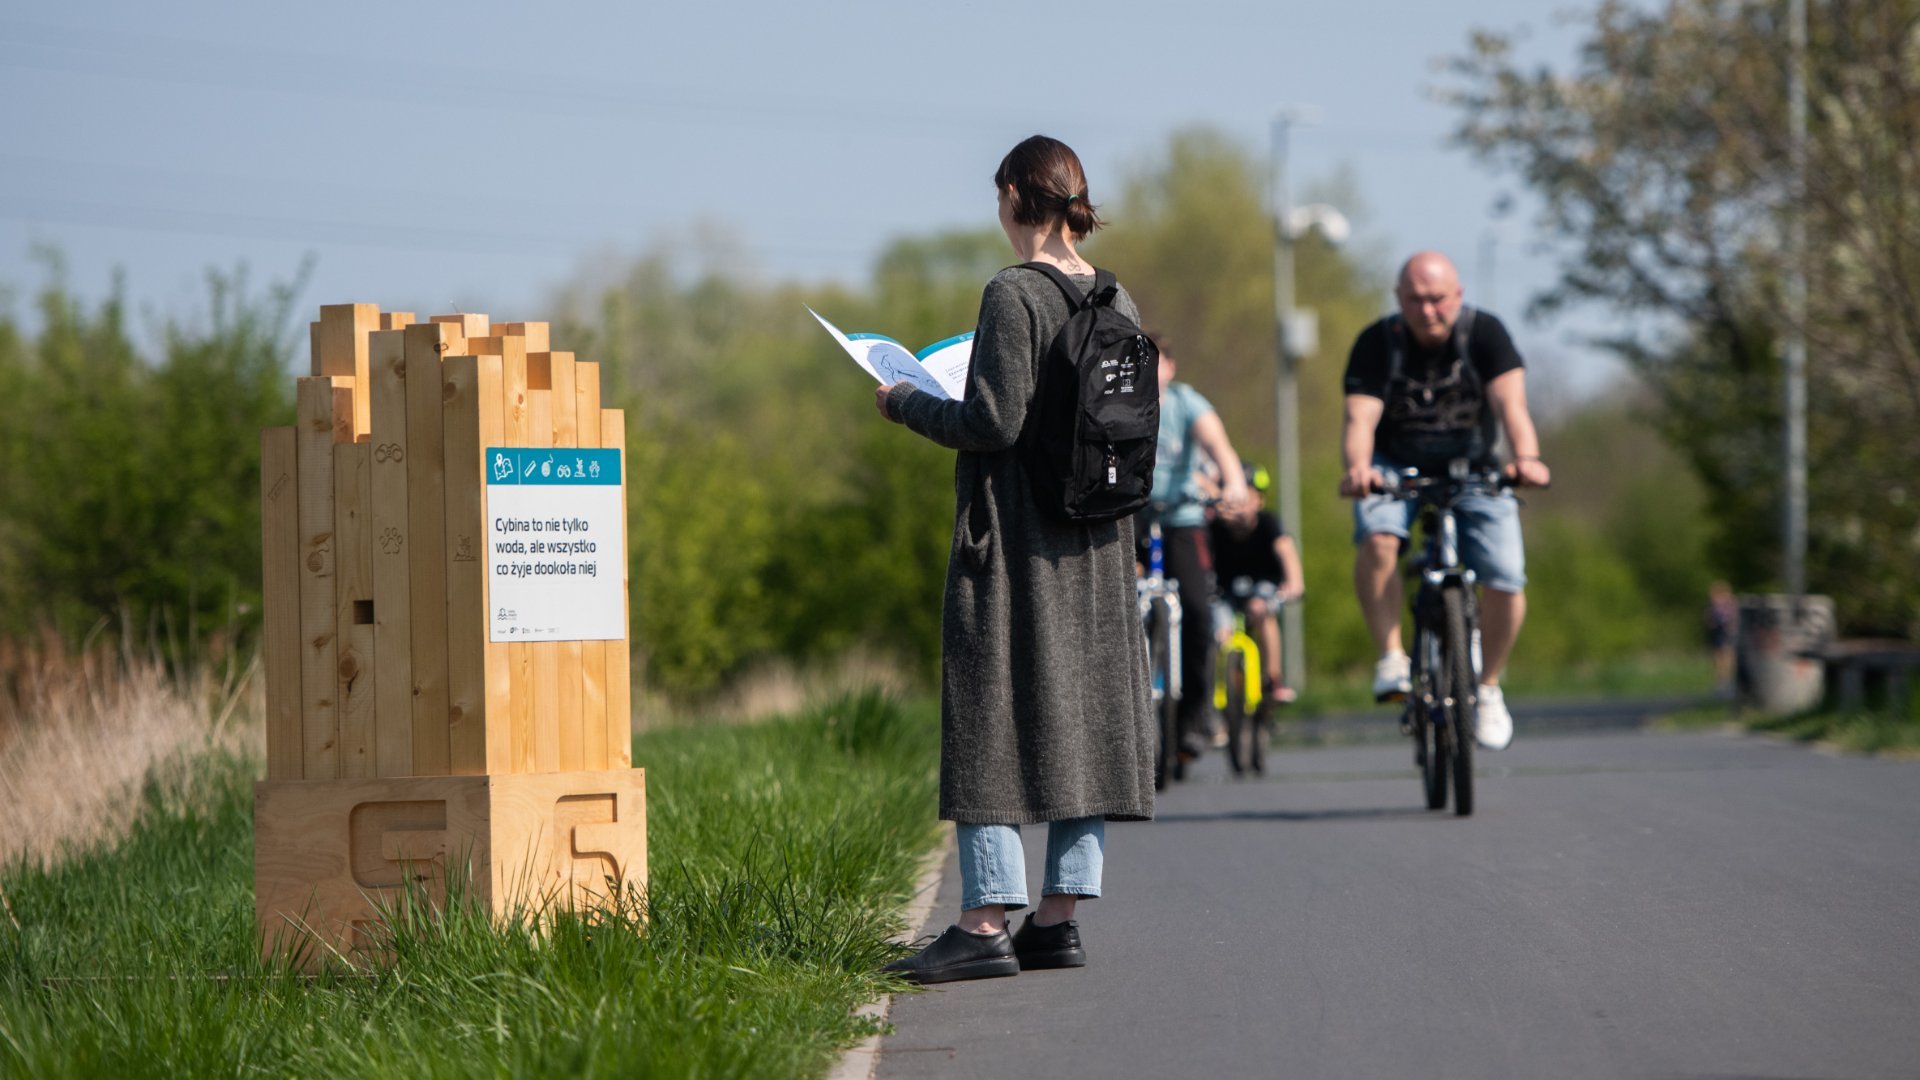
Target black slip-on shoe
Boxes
[881,925,1019,985]
[1010,913,1086,970]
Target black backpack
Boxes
[1380,306,1496,469]
[1014,263,1161,524]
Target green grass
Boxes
[1652,693,1920,756]
[0,691,941,1079]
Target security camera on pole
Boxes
[1270,107,1349,696]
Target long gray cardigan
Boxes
[885,266,1157,824]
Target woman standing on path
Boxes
[874,135,1156,985]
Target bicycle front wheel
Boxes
[1222,648,1248,775]
[1442,585,1476,817]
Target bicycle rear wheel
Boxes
[1248,698,1270,776]
[1441,585,1476,817]
[1149,601,1179,791]
[1419,703,1447,810]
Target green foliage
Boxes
[557,229,995,697]
[0,256,299,648]
[1448,0,1920,637]
[0,122,1735,701]
[0,692,941,1078]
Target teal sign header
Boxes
[487,447,622,486]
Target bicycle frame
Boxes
[1213,579,1280,712]
[1138,519,1184,788]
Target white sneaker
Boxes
[1475,684,1513,750]
[1372,652,1411,702]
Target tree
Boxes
[1448,0,1920,635]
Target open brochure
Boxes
[808,307,972,401]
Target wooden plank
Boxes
[575,363,608,770]
[494,322,550,352]
[462,336,507,357]
[368,328,414,778]
[297,376,353,780]
[431,313,489,340]
[528,386,559,773]
[261,427,303,780]
[334,440,376,779]
[442,354,509,775]
[308,322,322,377]
[405,322,454,777]
[319,304,380,439]
[477,358,513,777]
[546,353,584,772]
[601,408,632,768]
[381,312,417,331]
[499,339,536,774]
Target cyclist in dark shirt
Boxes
[1208,463,1303,704]
[1336,252,1550,750]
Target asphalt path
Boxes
[875,701,1920,1080]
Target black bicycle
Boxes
[1374,464,1518,817]
[1137,519,1184,791]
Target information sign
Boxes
[485,447,625,643]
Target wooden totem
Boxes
[255,305,645,966]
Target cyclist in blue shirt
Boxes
[1143,334,1249,757]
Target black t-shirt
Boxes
[1342,308,1524,470]
[1210,510,1287,585]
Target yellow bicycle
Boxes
[1212,577,1292,776]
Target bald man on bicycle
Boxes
[1337,252,1551,750]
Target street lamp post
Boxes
[1270,109,1347,698]
[1271,111,1307,696]
[1784,0,1808,600]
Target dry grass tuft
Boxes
[0,628,260,867]
[632,647,920,730]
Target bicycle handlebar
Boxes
[1368,465,1548,499]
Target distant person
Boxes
[1209,462,1304,705]
[872,134,1154,984]
[1705,580,1739,699]
[1141,337,1249,757]
[1337,251,1550,750]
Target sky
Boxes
[1,1,1616,403]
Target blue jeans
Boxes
[1352,458,1528,593]
[956,818,1105,912]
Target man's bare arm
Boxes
[1486,370,1551,486]
[1339,394,1386,497]
[1192,410,1249,508]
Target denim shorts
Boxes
[1352,460,1527,593]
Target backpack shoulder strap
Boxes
[1384,314,1406,384]
[1452,305,1477,364]
[1090,267,1118,306]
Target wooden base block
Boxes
[254,768,646,967]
